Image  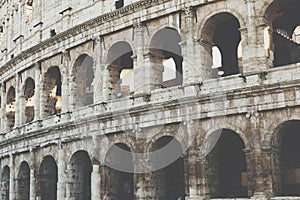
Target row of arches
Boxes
[1,121,300,199]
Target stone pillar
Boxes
[61,52,70,114]
[57,148,66,199]
[142,52,164,92]
[93,36,103,103]
[242,0,272,74]
[1,83,6,132]
[181,7,212,84]
[15,75,21,127]
[133,22,146,94]
[91,165,101,200]
[198,158,210,199]
[30,169,36,200]
[9,154,15,200]
[34,64,41,121]
[187,148,201,199]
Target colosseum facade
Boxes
[0,0,299,199]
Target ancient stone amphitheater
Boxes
[0,0,300,199]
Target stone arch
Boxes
[1,165,10,200]
[204,129,248,198]
[6,86,16,130]
[148,27,183,88]
[71,54,94,108]
[23,77,35,123]
[68,150,92,200]
[42,66,62,116]
[38,155,58,200]
[17,161,30,200]
[199,12,242,77]
[271,120,300,196]
[149,136,185,199]
[264,0,300,67]
[104,143,134,199]
[106,41,134,99]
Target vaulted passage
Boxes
[206,129,248,198]
[17,161,30,200]
[265,0,300,67]
[150,136,185,199]
[202,12,241,77]
[43,66,62,116]
[6,86,16,130]
[149,27,183,88]
[1,166,10,200]
[72,54,94,107]
[104,143,134,200]
[107,42,133,99]
[69,151,92,200]
[24,77,35,123]
[274,120,300,196]
[39,156,58,200]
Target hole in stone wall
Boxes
[107,41,133,99]
[39,156,58,200]
[24,78,35,123]
[73,54,94,108]
[6,86,16,130]
[17,161,30,200]
[1,166,10,200]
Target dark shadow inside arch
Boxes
[39,156,58,200]
[104,143,134,200]
[69,151,92,200]
[150,27,183,88]
[73,54,94,107]
[265,0,300,67]
[273,120,300,196]
[17,161,30,200]
[24,78,35,123]
[43,66,62,116]
[150,136,185,200]
[107,42,133,99]
[1,166,10,200]
[202,12,241,77]
[6,86,16,130]
[206,129,248,198]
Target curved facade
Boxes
[0,0,300,199]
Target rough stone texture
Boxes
[0,0,299,199]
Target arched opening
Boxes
[17,161,30,200]
[72,54,94,108]
[107,42,133,99]
[1,166,10,200]
[265,0,300,67]
[43,66,62,116]
[206,129,248,198]
[292,26,300,44]
[202,12,241,77]
[149,27,183,88]
[150,136,185,199]
[69,151,92,200]
[104,143,133,200]
[6,86,16,130]
[24,78,35,123]
[115,0,124,9]
[39,156,58,200]
[273,120,300,196]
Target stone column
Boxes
[242,0,272,74]
[9,154,15,200]
[1,83,6,132]
[93,36,103,103]
[198,158,210,199]
[30,169,36,200]
[15,75,21,128]
[91,165,101,200]
[133,22,146,94]
[57,148,66,199]
[186,148,201,199]
[34,64,41,121]
[61,52,70,114]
